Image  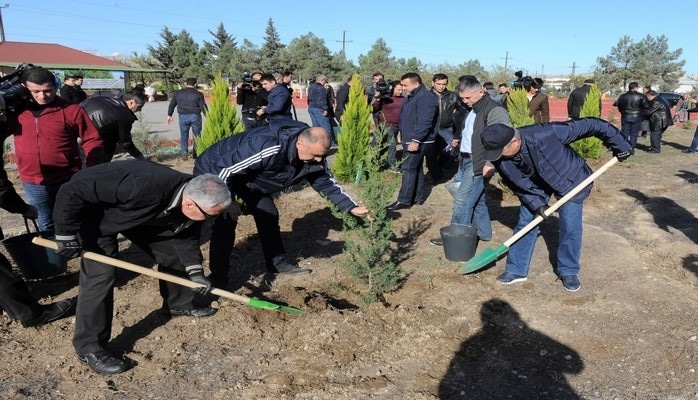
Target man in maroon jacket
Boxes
[6,67,103,231]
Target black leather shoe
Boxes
[415,199,425,205]
[164,307,217,318]
[22,297,76,327]
[268,261,311,275]
[78,350,128,375]
[386,201,412,211]
[682,149,695,153]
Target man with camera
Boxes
[236,71,268,131]
[371,80,404,169]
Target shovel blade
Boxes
[248,298,304,315]
[459,244,509,274]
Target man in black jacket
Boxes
[567,79,595,119]
[167,78,208,159]
[614,81,648,149]
[236,72,268,130]
[52,160,231,375]
[194,120,368,284]
[81,91,147,162]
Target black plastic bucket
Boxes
[439,223,478,262]
[2,219,67,280]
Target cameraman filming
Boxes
[236,71,268,130]
[371,80,404,169]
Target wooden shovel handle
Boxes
[503,157,619,247]
[31,236,252,305]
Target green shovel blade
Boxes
[248,298,304,315]
[459,244,509,274]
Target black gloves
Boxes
[186,265,212,296]
[535,205,549,220]
[614,150,632,162]
[55,235,82,258]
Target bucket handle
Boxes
[23,217,40,234]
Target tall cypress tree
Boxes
[331,74,373,182]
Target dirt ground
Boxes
[0,125,697,400]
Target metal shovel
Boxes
[32,237,303,315]
[460,156,620,274]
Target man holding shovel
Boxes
[480,118,632,291]
[52,160,231,375]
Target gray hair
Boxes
[183,174,232,209]
[457,76,482,93]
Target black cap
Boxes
[481,124,516,161]
[584,78,594,84]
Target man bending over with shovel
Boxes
[52,160,231,375]
[480,118,632,291]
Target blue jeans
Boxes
[505,200,583,277]
[397,143,432,204]
[451,156,492,240]
[687,126,698,151]
[621,114,642,149]
[22,181,65,232]
[308,108,334,141]
[178,114,203,154]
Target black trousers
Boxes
[0,253,44,325]
[209,186,284,287]
[72,231,196,355]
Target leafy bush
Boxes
[571,83,603,159]
[331,74,373,183]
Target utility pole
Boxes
[0,4,9,43]
[335,31,352,55]
[502,51,511,71]
[569,61,577,88]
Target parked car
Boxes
[658,92,682,107]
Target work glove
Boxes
[55,235,82,259]
[535,205,549,220]
[614,150,632,162]
[22,205,38,220]
[186,265,212,296]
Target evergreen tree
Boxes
[280,33,333,85]
[258,18,285,73]
[358,39,396,84]
[197,74,245,155]
[332,124,402,304]
[571,84,604,159]
[203,23,237,78]
[506,87,535,128]
[331,74,372,182]
[146,27,177,71]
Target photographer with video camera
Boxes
[3,66,103,232]
[372,80,404,169]
[236,71,268,130]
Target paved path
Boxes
[138,100,312,142]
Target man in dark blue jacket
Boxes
[257,74,292,122]
[480,119,632,291]
[387,73,439,211]
[194,120,367,283]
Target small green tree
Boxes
[332,125,402,304]
[505,87,535,128]
[331,74,372,182]
[571,83,604,159]
[196,74,245,155]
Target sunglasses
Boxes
[192,201,215,219]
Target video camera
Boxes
[240,72,260,91]
[0,63,35,119]
[375,79,393,99]
[512,70,534,90]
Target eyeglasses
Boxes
[192,201,215,219]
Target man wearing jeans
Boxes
[614,81,647,150]
[430,76,510,245]
[480,119,632,291]
[167,78,208,160]
[6,67,103,231]
[307,75,333,138]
